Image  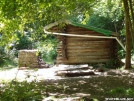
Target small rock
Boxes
[97,67,104,72]
[95,67,104,72]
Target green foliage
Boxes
[92,59,118,69]
[0,0,96,65]
[0,46,16,67]
[108,87,134,97]
[14,31,32,50]
[87,14,117,31]
[105,59,118,68]
[86,0,124,32]
[12,31,33,57]
[0,47,7,65]
[37,35,58,64]
[118,50,126,59]
[0,79,46,101]
[86,0,126,60]
[0,0,95,46]
[109,87,126,95]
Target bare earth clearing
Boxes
[0,65,134,101]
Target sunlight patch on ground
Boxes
[0,64,88,81]
[0,64,134,82]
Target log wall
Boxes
[51,24,117,64]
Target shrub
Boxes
[37,35,58,64]
[0,47,5,64]
[0,79,46,101]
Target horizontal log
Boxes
[57,55,112,60]
[57,47,112,53]
[57,36,116,43]
[66,40,112,43]
[66,25,92,31]
[57,48,112,52]
[66,32,105,36]
[57,58,110,64]
[66,44,113,50]
[67,41,112,46]
[57,53,113,59]
[66,51,112,57]
[57,49,112,54]
[66,31,97,34]
[66,26,89,30]
[66,43,111,47]
[66,37,112,41]
[55,31,107,37]
[66,45,110,49]
[50,26,63,30]
[57,43,111,49]
[66,28,89,32]
[58,52,112,57]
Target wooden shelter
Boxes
[44,20,125,65]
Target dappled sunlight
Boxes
[0,64,134,82]
[0,65,134,100]
[0,64,93,81]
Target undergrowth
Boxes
[107,87,134,97]
[0,68,134,101]
[0,78,47,101]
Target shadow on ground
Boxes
[41,75,134,100]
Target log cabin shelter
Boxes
[44,20,125,65]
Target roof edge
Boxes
[44,20,71,30]
[44,20,118,36]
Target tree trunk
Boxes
[128,0,134,48]
[125,18,131,69]
[123,0,131,69]
[128,0,134,27]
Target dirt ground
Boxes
[0,65,134,101]
[42,76,134,101]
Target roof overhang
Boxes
[44,20,125,51]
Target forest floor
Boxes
[0,65,134,101]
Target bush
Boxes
[107,87,134,97]
[13,31,33,57]
[0,46,18,68]
[0,47,7,65]
[37,35,58,64]
[0,79,46,101]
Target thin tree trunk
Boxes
[129,0,134,27]
[128,0,134,48]
[123,0,131,69]
[125,18,131,69]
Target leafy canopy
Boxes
[0,0,96,46]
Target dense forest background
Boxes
[0,0,134,101]
[0,0,133,68]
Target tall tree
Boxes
[86,0,124,32]
[123,0,134,69]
